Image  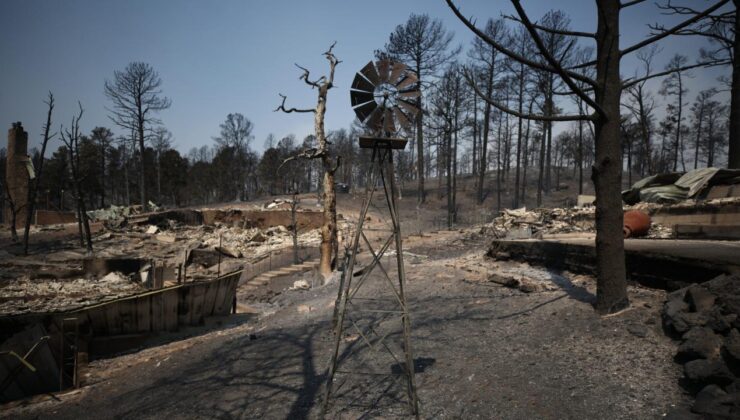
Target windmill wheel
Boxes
[350,59,420,134]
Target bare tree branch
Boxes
[278,147,325,171]
[274,94,315,114]
[503,14,596,38]
[622,59,730,88]
[510,0,605,117]
[622,0,730,57]
[324,41,342,88]
[445,0,598,88]
[296,64,324,88]
[621,0,649,8]
[463,68,594,122]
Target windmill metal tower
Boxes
[321,59,421,418]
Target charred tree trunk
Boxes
[593,0,628,314]
[521,100,533,206]
[673,72,685,172]
[514,62,525,208]
[729,2,740,168]
[478,61,494,204]
[537,130,545,207]
[416,63,426,204]
[23,94,54,255]
[495,111,502,212]
[275,44,340,280]
[446,131,453,228]
[3,182,18,242]
[472,94,478,176]
[137,115,147,210]
[694,103,704,169]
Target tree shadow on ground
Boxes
[545,269,595,304]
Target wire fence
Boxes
[400,210,495,235]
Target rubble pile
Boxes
[662,274,740,418]
[480,206,674,239]
[87,204,145,222]
[627,196,740,214]
[263,198,294,210]
[0,272,143,315]
[199,224,322,258]
[480,207,596,238]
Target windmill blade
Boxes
[389,62,407,85]
[398,99,420,118]
[351,73,375,93]
[399,90,420,99]
[350,90,374,107]
[376,60,391,83]
[353,100,378,122]
[365,107,384,129]
[396,73,418,90]
[393,106,412,130]
[359,61,380,86]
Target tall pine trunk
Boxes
[729,2,740,168]
[478,61,494,204]
[137,118,147,211]
[593,0,629,314]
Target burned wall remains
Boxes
[4,122,30,227]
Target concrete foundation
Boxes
[489,236,740,290]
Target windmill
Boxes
[350,60,420,147]
[322,59,421,418]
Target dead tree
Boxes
[622,46,659,176]
[3,180,18,242]
[649,0,738,167]
[22,92,55,255]
[276,43,341,280]
[90,126,114,208]
[105,62,171,211]
[468,19,506,204]
[60,103,93,253]
[449,0,730,314]
[382,14,459,205]
[291,191,299,264]
[660,54,692,171]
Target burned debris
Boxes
[4,0,740,418]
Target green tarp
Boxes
[622,168,740,204]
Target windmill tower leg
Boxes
[321,144,419,418]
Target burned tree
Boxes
[276,43,341,280]
[22,93,55,255]
[660,54,692,171]
[105,62,171,211]
[381,14,459,204]
[468,19,507,204]
[623,46,659,176]
[213,113,255,201]
[649,0,738,167]
[151,126,173,203]
[449,0,730,314]
[5,122,31,243]
[60,103,93,253]
[90,126,114,208]
[3,178,18,242]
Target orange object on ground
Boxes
[623,210,651,238]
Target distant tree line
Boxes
[5,4,735,217]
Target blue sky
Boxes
[0,0,731,156]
